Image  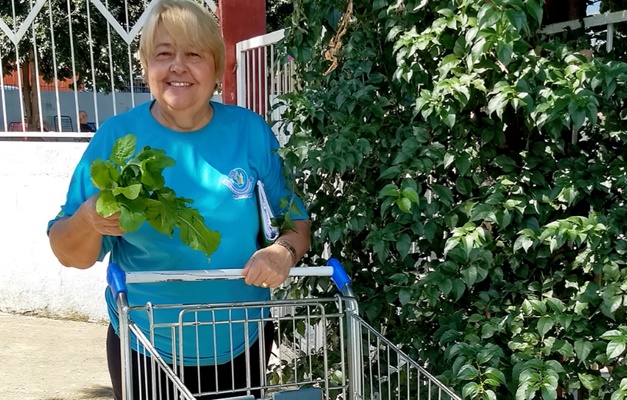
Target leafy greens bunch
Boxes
[89,133,221,259]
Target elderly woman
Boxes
[47,0,310,398]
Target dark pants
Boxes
[107,322,274,400]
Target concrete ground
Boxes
[0,312,113,400]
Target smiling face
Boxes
[138,0,225,130]
[146,26,217,116]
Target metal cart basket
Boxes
[107,258,461,400]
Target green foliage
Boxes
[266,0,294,31]
[0,0,145,91]
[91,134,221,258]
[278,0,627,398]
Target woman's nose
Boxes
[169,53,186,73]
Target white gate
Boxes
[236,29,296,145]
[0,0,216,138]
[540,9,627,52]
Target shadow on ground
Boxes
[41,384,113,400]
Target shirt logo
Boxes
[221,168,254,199]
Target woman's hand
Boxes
[242,243,294,288]
[79,195,125,236]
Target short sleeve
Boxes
[46,132,118,260]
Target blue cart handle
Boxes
[328,258,351,291]
[107,258,352,298]
[107,263,127,300]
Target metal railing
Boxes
[236,29,296,145]
[0,0,216,138]
[540,9,627,52]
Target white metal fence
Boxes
[2,0,624,140]
[540,9,627,52]
[236,28,296,145]
[0,0,216,138]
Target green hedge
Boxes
[277,1,627,399]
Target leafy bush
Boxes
[277,0,627,399]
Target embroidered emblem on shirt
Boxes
[221,168,254,199]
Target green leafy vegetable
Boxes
[90,133,221,259]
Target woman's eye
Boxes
[188,52,201,58]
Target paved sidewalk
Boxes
[0,312,113,400]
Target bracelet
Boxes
[275,239,298,266]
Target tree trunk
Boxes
[29,48,41,131]
[569,0,586,20]
[21,53,31,129]
[543,0,587,24]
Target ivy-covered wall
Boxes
[278,0,627,399]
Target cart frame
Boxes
[107,259,461,400]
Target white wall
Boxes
[0,95,224,322]
[0,142,110,322]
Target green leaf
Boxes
[579,373,604,391]
[545,298,565,313]
[401,187,420,204]
[484,367,506,385]
[118,201,147,232]
[461,266,478,287]
[90,159,119,190]
[514,235,534,253]
[444,237,460,255]
[144,197,177,235]
[110,134,137,166]
[112,184,143,200]
[177,207,221,258]
[378,184,399,199]
[530,299,547,314]
[541,383,557,400]
[526,0,543,23]
[399,288,412,305]
[95,190,120,218]
[432,185,454,207]
[544,360,564,376]
[471,38,486,62]
[140,149,176,190]
[471,204,496,222]
[379,166,401,180]
[537,316,554,336]
[497,42,513,65]
[493,155,517,172]
[458,364,479,380]
[442,111,456,128]
[607,341,627,359]
[574,339,593,362]
[455,153,471,176]
[571,107,586,132]
[482,323,497,339]
[601,330,624,340]
[373,0,386,10]
[462,382,481,398]
[397,197,412,213]
[455,177,473,196]
[478,3,501,28]
[451,279,466,301]
[395,233,411,257]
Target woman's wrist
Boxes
[274,239,298,266]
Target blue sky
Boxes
[588,1,601,14]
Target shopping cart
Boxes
[107,258,461,400]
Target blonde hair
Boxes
[139,0,225,80]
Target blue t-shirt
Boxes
[48,101,307,365]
